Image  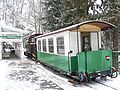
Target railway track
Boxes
[94,80,119,90]
[36,61,119,90]
[85,80,119,90]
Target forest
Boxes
[0,0,120,51]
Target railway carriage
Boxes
[24,34,42,60]
[29,20,117,83]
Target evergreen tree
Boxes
[42,0,90,31]
[98,0,120,51]
[66,0,89,24]
[88,0,120,26]
[42,0,65,31]
[97,0,120,69]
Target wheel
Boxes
[91,77,96,81]
[111,71,118,78]
[79,73,88,83]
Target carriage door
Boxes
[81,32,91,52]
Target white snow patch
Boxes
[0,59,120,90]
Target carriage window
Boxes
[48,38,54,53]
[81,32,91,51]
[42,39,46,52]
[57,37,64,55]
[38,40,41,51]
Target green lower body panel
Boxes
[70,56,78,73]
[86,50,112,74]
[37,50,112,76]
[78,52,86,74]
[77,50,112,74]
[37,52,69,72]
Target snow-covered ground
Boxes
[0,58,120,90]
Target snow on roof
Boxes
[0,21,29,34]
[35,20,116,38]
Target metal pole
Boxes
[77,28,79,53]
[97,32,100,49]
[77,27,80,77]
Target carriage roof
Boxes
[35,20,116,38]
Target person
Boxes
[84,43,91,51]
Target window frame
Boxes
[42,39,47,52]
[48,38,54,53]
[56,37,65,55]
[38,40,41,51]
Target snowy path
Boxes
[0,58,119,90]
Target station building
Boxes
[0,22,29,60]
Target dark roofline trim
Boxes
[35,20,116,39]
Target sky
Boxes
[96,0,101,4]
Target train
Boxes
[24,34,41,60]
[24,20,118,83]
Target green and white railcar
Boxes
[36,20,117,82]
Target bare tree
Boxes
[25,0,44,33]
[0,0,25,27]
